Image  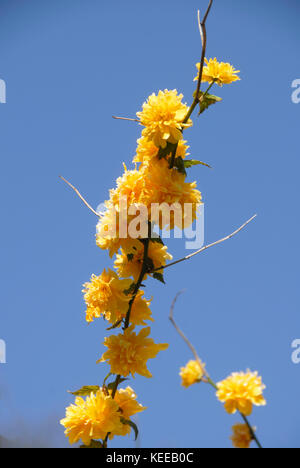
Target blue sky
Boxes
[0,0,299,448]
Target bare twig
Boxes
[154,215,257,273]
[59,176,100,217]
[170,292,263,448]
[112,116,140,123]
[183,0,213,124]
[169,291,209,380]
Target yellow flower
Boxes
[143,158,202,229]
[133,136,189,165]
[137,89,192,149]
[110,164,147,208]
[60,390,122,446]
[96,203,145,258]
[216,371,266,416]
[83,269,132,323]
[109,386,147,438]
[98,326,169,378]
[180,360,205,388]
[114,241,172,282]
[230,424,254,449]
[195,58,240,86]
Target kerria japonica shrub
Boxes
[60,1,265,449]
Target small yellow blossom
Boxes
[194,58,240,86]
[216,371,266,416]
[230,424,254,449]
[180,360,205,388]
[133,136,189,165]
[110,165,147,208]
[83,269,132,323]
[114,241,172,282]
[96,204,146,258]
[109,387,147,438]
[60,390,122,446]
[137,89,192,149]
[98,326,169,378]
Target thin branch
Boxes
[170,292,263,449]
[59,176,100,217]
[169,291,209,380]
[183,0,213,124]
[154,215,257,273]
[202,0,213,25]
[112,116,140,123]
[240,414,263,449]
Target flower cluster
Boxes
[61,7,250,447]
[62,82,209,447]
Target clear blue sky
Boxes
[0,0,299,448]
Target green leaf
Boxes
[198,92,222,115]
[80,440,103,449]
[173,156,187,175]
[120,418,139,441]
[153,272,166,284]
[184,159,212,169]
[68,386,100,397]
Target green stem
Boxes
[240,413,263,449]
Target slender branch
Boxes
[170,1,214,169]
[169,291,209,380]
[124,238,150,329]
[153,215,257,273]
[240,413,263,449]
[183,0,213,124]
[59,176,100,217]
[112,116,140,123]
[104,236,150,446]
[170,293,263,449]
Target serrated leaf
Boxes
[68,386,100,397]
[120,418,139,441]
[198,92,222,115]
[173,157,187,175]
[184,159,212,169]
[80,440,103,449]
[153,272,166,284]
